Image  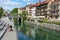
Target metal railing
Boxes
[0,21,8,40]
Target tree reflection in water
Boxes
[16,22,60,40]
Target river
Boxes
[15,22,60,40]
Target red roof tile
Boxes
[36,1,49,7]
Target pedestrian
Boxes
[19,17,21,25]
[9,25,12,31]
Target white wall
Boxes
[58,5,60,19]
[18,9,22,14]
[30,7,36,17]
[26,7,30,14]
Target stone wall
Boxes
[25,21,60,31]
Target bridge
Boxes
[0,17,17,40]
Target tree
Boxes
[10,8,18,16]
[0,7,4,18]
[20,11,28,21]
[20,11,28,34]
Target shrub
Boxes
[52,22,60,25]
[27,18,31,21]
[38,19,60,25]
[38,20,43,23]
[43,19,50,23]
[31,19,35,21]
[38,19,49,23]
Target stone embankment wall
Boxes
[25,21,60,31]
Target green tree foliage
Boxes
[10,8,18,16]
[0,7,4,18]
[20,11,28,21]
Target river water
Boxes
[15,22,60,40]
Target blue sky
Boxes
[0,0,44,11]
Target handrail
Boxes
[0,27,8,40]
[0,24,8,40]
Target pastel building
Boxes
[29,4,36,18]
[18,7,26,15]
[25,5,31,17]
[36,1,49,19]
[18,0,60,20]
[25,4,36,19]
[47,0,60,19]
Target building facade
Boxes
[18,7,26,15]
[25,4,36,19]
[36,1,49,19]
[29,4,36,18]
[18,0,60,20]
[47,0,60,19]
[18,8,22,15]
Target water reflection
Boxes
[17,31,33,40]
[16,22,60,40]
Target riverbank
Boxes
[25,21,60,31]
[16,21,60,40]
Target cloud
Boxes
[0,0,21,5]
[0,0,39,10]
[23,0,35,2]
[2,6,11,10]
[2,5,15,10]
[0,0,22,10]
[23,0,30,2]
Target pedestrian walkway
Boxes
[2,26,17,40]
[1,17,17,40]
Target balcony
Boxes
[36,10,40,12]
[41,8,47,11]
[53,13,59,16]
[41,9,44,11]
[29,11,32,13]
[29,10,32,11]
[50,1,59,6]
[48,8,59,12]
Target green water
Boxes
[15,22,60,40]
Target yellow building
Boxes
[18,7,26,15]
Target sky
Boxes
[0,0,44,11]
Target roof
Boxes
[46,0,52,2]
[36,1,49,6]
[18,7,26,10]
[26,1,49,8]
[19,0,59,9]
[29,4,36,8]
[53,0,59,3]
[49,0,59,5]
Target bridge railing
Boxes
[0,20,8,40]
